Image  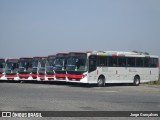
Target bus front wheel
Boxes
[133,76,140,86]
[97,77,105,87]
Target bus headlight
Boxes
[83,74,87,78]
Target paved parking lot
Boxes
[0,81,160,120]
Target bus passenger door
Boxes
[88,55,97,83]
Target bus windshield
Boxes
[54,54,68,71]
[46,56,55,67]
[6,60,18,70]
[39,59,46,68]
[55,57,65,67]
[19,58,32,68]
[32,58,40,68]
[66,53,87,72]
[32,60,39,68]
[0,59,5,69]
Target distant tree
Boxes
[132,50,138,53]
[132,51,149,55]
[143,52,149,55]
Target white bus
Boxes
[31,56,47,80]
[18,57,33,81]
[37,55,56,81]
[54,53,68,81]
[0,58,6,80]
[5,58,19,81]
[66,51,159,87]
[45,55,56,81]
[37,57,47,81]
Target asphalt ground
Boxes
[0,81,160,120]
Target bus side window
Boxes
[108,57,117,67]
[98,56,107,67]
[89,55,97,72]
[136,57,144,67]
[118,57,126,67]
[144,58,150,67]
[127,57,136,67]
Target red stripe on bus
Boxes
[46,74,54,77]
[32,73,37,77]
[38,74,45,79]
[67,74,83,79]
[5,74,17,78]
[55,73,66,78]
[0,74,3,77]
[19,74,30,78]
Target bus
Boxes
[37,57,47,80]
[54,53,68,81]
[31,56,46,80]
[0,58,6,80]
[159,57,160,79]
[66,51,159,87]
[5,58,19,81]
[45,55,56,81]
[18,57,33,80]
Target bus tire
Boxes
[133,76,140,86]
[97,77,105,87]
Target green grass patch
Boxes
[145,77,160,85]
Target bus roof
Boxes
[69,52,87,54]
[48,54,56,57]
[92,51,159,58]
[33,56,47,58]
[20,57,33,59]
[7,58,19,60]
[56,53,68,55]
[0,58,5,60]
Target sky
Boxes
[0,0,160,58]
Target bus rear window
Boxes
[150,58,158,67]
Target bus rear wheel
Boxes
[97,77,105,87]
[133,76,140,86]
